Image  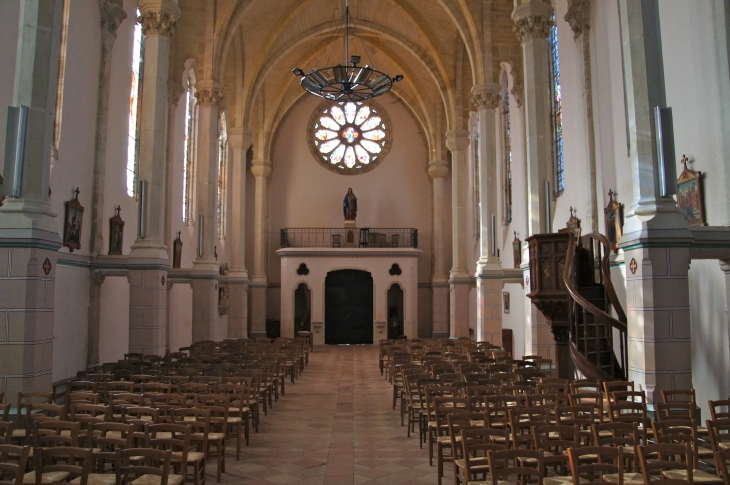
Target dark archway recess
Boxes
[387,284,404,339]
[325,270,374,344]
[294,283,311,335]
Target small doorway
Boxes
[387,284,405,339]
[325,270,373,344]
[294,283,311,336]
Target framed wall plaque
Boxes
[512,232,521,269]
[63,188,84,252]
[604,190,623,253]
[108,206,124,255]
[676,155,706,226]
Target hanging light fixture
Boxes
[292,0,403,101]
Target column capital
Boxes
[228,127,253,151]
[565,0,590,39]
[194,80,224,107]
[512,1,555,43]
[99,0,127,39]
[168,80,185,106]
[471,83,502,111]
[428,159,449,178]
[138,0,181,37]
[445,130,470,152]
[251,159,272,178]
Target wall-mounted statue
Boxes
[343,188,357,221]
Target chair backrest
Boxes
[706,419,730,454]
[34,446,93,485]
[592,422,639,449]
[35,420,81,447]
[90,422,133,473]
[447,411,485,460]
[715,448,730,485]
[0,444,30,485]
[0,404,9,423]
[652,419,699,468]
[171,408,210,452]
[604,381,634,399]
[709,400,730,421]
[532,424,578,456]
[637,442,693,485]
[460,427,509,480]
[0,421,13,445]
[147,423,191,467]
[570,380,601,394]
[69,404,110,425]
[568,446,624,485]
[569,392,604,422]
[509,407,548,449]
[656,402,696,421]
[66,392,99,407]
[661,389,696,405]
[115,448,172,485]
[488,448,544,485]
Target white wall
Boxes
[53,265,89,381]
[99,276,129,364]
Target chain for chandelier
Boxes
[292,0,403,101]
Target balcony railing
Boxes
[280,228,418,249]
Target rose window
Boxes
[308,100,391,174]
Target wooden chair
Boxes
[458,427,508,485]
[567,446,624,485]
[509,407,548,450]
[709,401,730,421]
[432,396,470,485]
[708,419,730,458]
[487,448,545,485]
[592,422,641,476]
[0,404,10,423]
[714,449,730,485]
[0,444,31,485]
[447,412,487,485]
[652,420,720,484]
[115,448,182,485]
[638,442,694,485]
[170,409,208,485]
[147,423,191,480]
[88,422,133,475]
[24,446,92,485]
[569,392,605,424]
[0,421,14,445]
[15,392,54,444]
[532,424,577,475]
[34,421,81,448]
[556,404,595,446]
[608,391,650,443]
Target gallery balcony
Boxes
[280,227,418,249]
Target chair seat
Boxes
[454,458,489,471]
[172,451,206,463]
[604,472,643,485]
[130,474,184,485]
[23,471,71,484]
[12,429,27,438]
[206,432,225,441]
[545,477,574,485]
[437,435,460,444]
[71,474,117,485]
[663,470,722,484]
[720,442,730,450]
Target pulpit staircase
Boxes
[564,232,628,382]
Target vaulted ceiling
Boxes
[173,0,522,160]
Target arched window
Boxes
[501,70,512,224]
[127,9,144,197]
[52,0,70,162]
[182,70,197,223]
[471,112,480,239]
[549,13,564,196]
[217,113,228,239]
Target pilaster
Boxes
[250,159,272,337]
[87,272,105,366]
[512,1,554,237]
[428,159,450,338]
[446,130,471,337]
[128,266,168,355]
[89,0,127,256]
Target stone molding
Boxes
[139,10,179,37]
[512,2,555,43]
[99,0,127,40]
[276,247,423,259]
[168,81,185,107]
[194,80,224,107]
[228,127,253,150]
[428,159,449,178]
[471,83,502,111]
[251,160,272,178]
[445,129,471,152]
[565,0,589,39]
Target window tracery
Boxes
[549,13,565,195]
[501,71,512,224]
[127,10,144,197]
[182,69,197,223]
[217,113,228,239]
[308,100,391,174]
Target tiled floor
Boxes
[219,345,442,484]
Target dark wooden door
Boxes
[325,270,373,344]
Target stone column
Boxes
[190,80,223,343]
[618,0,692,403]
[164,81,185,252]
[87,272,105,365]
[89,0,127,256]
[446,130,471,338]
[512,0,554,236]
[130,0,180,260]
[429,159,450,338]
[472,83,504,346]
[565,0,599,232]
[227,128,252,338]
[0,0,63,396]
[127,0,180,355]
[250,159,272,338]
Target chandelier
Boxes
[292,0,403,102]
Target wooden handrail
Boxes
[591,232,627,324]
[562,232,627,333]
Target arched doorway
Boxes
[387,284,404,339]
[294,283,311,336]
[325,270,373,344]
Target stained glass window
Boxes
[127,10,144,197]
[549,13,564,195]
[309,100,391,174]
[182,71,196,223]
[501,71,512,223]
[217,114,227,239]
